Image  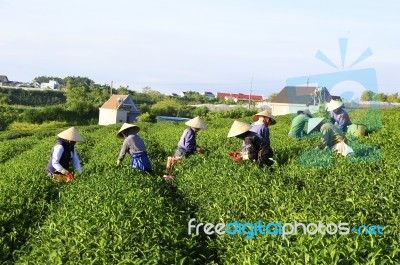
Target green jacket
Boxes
[288,114,309,138]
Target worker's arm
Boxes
[71,149,82,174]
[243,137,258,161]
[117,138,130,161]
[259,126,270,146]
[330,112,336,125]
[337,111,352,131]
[51,144,68,174]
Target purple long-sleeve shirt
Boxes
[250,123,270,147]
[330,108,351,132]
[177,127,197,155]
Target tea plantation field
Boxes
[0,108,399,264]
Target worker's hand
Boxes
[196,147,204,154]
[117,160,121,166]
[60,168,69,175]
[229,152,242,162]
[234,155,241,162]
[66,172,74,182]
[241,152,249,160]
[229,151,240,157]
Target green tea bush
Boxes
[0,108,398,264]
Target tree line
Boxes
[360,90,400,103]
[0,88,66,106]
[0,75,257,130]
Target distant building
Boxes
[170,93,179,97]
[217,92,264,102]
[201,91,215,99]
[40,80,60,89]
[98,94,141,125]
[268,86,331,116]
[0,75,9,86]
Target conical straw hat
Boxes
[252,110,276,125]
[297,108,312,117]
[307,118,325,134]
[116,123,140,138]
[57,127,84,142]
[327,100,344,111]
[227,121,251,138]
[185,116,206,129]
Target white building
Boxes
[98,94,141,125]
[268,86,331,116]
[40,80,60,89]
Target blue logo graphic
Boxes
[283,38,382,166]
[351,225,384,235]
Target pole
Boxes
[110,81,113,96]
[248,74,253,109]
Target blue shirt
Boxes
[177,127,197,155]
[330,108,351,132]
[249,123,270,147]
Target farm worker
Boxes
[174,116,206,157]
[288,109,313,138]
[250,110,276,143]
[228,120,274,167]
[116,123,153,173]
[327,100,352,133]
[46,127,84,182]
[315,122,354,156]
[166,116,206,174]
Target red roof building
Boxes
[217,92,264,102]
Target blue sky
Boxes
[0,0,399,98]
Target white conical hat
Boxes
[252,110,276,125]
[327,100,344,111]
[185,116,206,129]
[227,121,251,138]
[57,127,84,142]
[307,118,325,134]
[116,123,140,138]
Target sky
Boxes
[1,0,399,99]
